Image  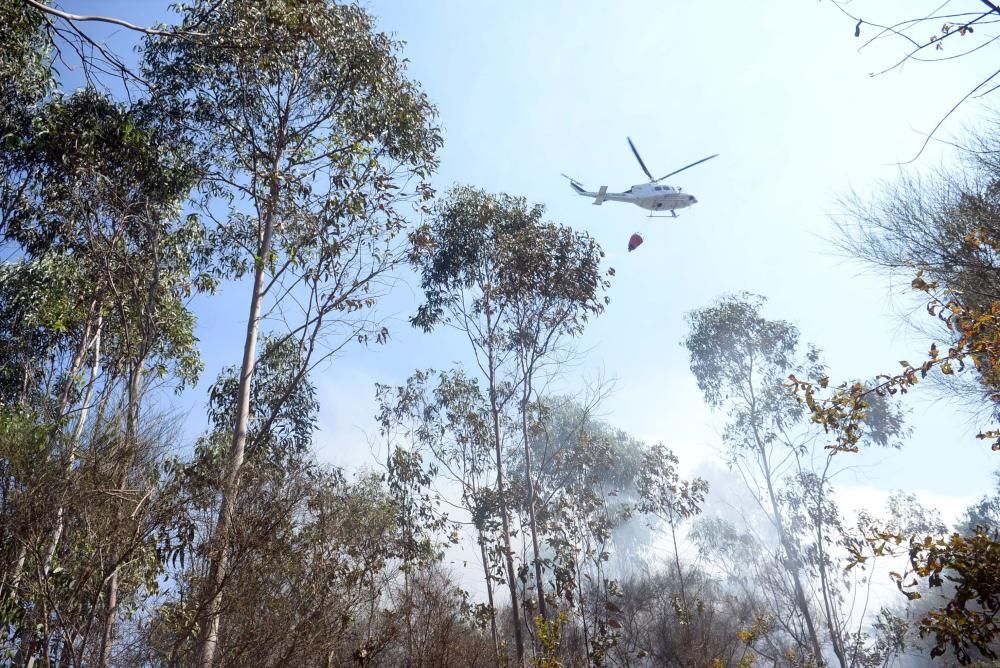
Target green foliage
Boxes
[144,0,441,289]
[386,444,457,567]
[0,257,87,405]
[853,525,1000,664]
[207,336,319,461]
[794,139,1000,663]
[5,2,980,666]
[7,90,195,251]
[2,88,207,396]
[533,611,569,668]
[412,185,610,335]
[685,293,910,667]
[0,1,51,143]
[0,2,496,666]
[636,443,708,526]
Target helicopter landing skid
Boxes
[648,210,678,219]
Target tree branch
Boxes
[19,0,206,37]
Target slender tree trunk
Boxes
[487,374,525,664]
[813,471,848,668]
[98,569,118,668]
[575,560,590,661]
[668,515,694,664]
[8,312,101,663]
[759,448,823,662]
[53,310,97,427]
[746,373,825,663]
[43,318,104,575]
[478,531,502,667]
[28,314,103,576]
[519,390,547,622]
[668,518,686,611]
[95,358,144,667]
[479,301,525,665]
[404,563,413,668]
[198,178,280,668]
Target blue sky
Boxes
[352,0,1000,508]
[62,1,1000,518]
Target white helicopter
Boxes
[563,137,718,218]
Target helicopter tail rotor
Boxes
[561,173,587,195]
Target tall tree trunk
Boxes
[404,563,413,668]
[519,390,547,622]
[479,301,525,664]
[575,560,590,662]
[668,518,687,611]
[759,447,824,662]
[98,569,118,668]
[7,311,101,663]
[813,465,848,668]
[43,318,104,574]
[197,178,279,668]
[747,374,825,663]
[96,355,145,668]
[478,530,502,667]
[487,364,525,664]
[9,309,97,589]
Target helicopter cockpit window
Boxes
[654,186,661,191]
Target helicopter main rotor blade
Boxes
[655,154,719,182]
[627,137,654,182]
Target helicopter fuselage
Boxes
[568,180,697,213]
[563,137,714,218]
[619,182,697,211]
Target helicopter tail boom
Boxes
[562,174,610,203]
[592,185,608,205]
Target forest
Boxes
[4,0,1000,666]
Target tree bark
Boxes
[520,390,547,623]
[760,448,824,663]
[478,530,502,667]
[485,336,525,664]
[98,569,118,668]
[43,318,104,575]
[747,371,824,663]
[197,177,279,668]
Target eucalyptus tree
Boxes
[376,368,505,663]
[151,338,462,667]
[522,396,648,563]
[1,0,51,230]
[540,417,627,665]
[510,395,647,663]
[635,443,708,614]
[505,217,609,623]
[0,87,204,665]
[0,1,49,109]
[685,293,829,663]
[684,293,905,668]
[153,336,318,664]
[141,1,441,663]
[411,186,610,661]
[382,414,460,667]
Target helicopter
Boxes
[562,137,718,219]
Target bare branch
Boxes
[19,0,206,37]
